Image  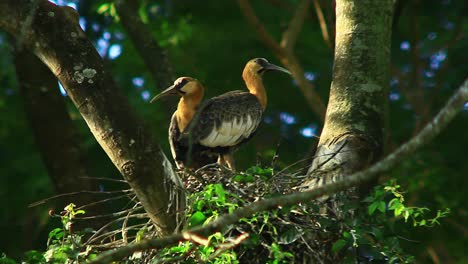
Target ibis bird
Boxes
[150,77,217,169]
[151,58,290,170]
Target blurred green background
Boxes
[0,0,466,262]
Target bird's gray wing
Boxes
[183,91,263,148]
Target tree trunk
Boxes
[306,0,393,188]
[0,0,184,235]
[303,0,393,260]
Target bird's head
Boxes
[243,58,291,79]
[150,77,204,103]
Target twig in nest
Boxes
[28,189,133,207]
[207,233,250,261]
[182,232,210,246]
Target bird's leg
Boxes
[217,155,226,166]
[223,153,236,171]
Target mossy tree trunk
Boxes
[303,0,394,260]
[0,0,184,235]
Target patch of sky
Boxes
[96,38,109,57]
[79,17,87,31]
[279,112,297,125]
[49,0,78,9]
[429,50,447,71]
[91,23,101,32]
[400,41,410,51]
[389,91,400,101]
[103,31,111,40]
[464,102,468,111]
[304,71,316,82]
[114,32,125,41]
[141,90,151,101]
[132,77,145,88]
[58,82,67,96]
[427,32,437,40]
[66,2,77,10]
[424,70,434,78]
[300,124,318,138]
[108,44,122,60]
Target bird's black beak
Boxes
[149,84,179,103]
[264,62,291,75]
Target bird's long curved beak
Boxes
[149,84,178,103]
[264,62,291,75]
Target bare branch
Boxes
[238,0,326,120]
[237,0,285,57]
[90,79,467,264]
[114,0,174,90]
[280,0,310,51]
[312,0,332,49]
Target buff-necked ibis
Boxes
[151,58,290,170]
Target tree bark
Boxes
[0,0,184,235]
[302,0,393,260]
[305,0,393,186]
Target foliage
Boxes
[0,0,466,262]
[331,180,450,263]
[131,168,450,263]
[0,204,97,264]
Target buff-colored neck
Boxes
[243,70,267,110]
[176,86,204,132]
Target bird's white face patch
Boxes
[200,115,258,147]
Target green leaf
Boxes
[48,228,64,240]
[190,211,207,227]
[214,184,226,202]
[377,201,386,213]
[332,239,347,253]
[23,250,46,263]
[342,231,351,239]
[394,204,405,216]
[368,201,380,215]
[0,253,16,264]
[74,210,85,215]
[96,3,110,14]
[232,174,255,183]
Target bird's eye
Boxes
[175,78,189,89]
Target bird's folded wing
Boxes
[181,91,263,148]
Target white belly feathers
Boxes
[199,115,257,147]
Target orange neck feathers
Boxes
[243,68,267,110]
[176,84,204,132]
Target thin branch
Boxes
[28,189,132,207]
[238,0,326,120]
[280,0,311,51]
[90,80,467,264]
[312,0,332,49]
[114,0,174,90]
[237,0,285,57]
